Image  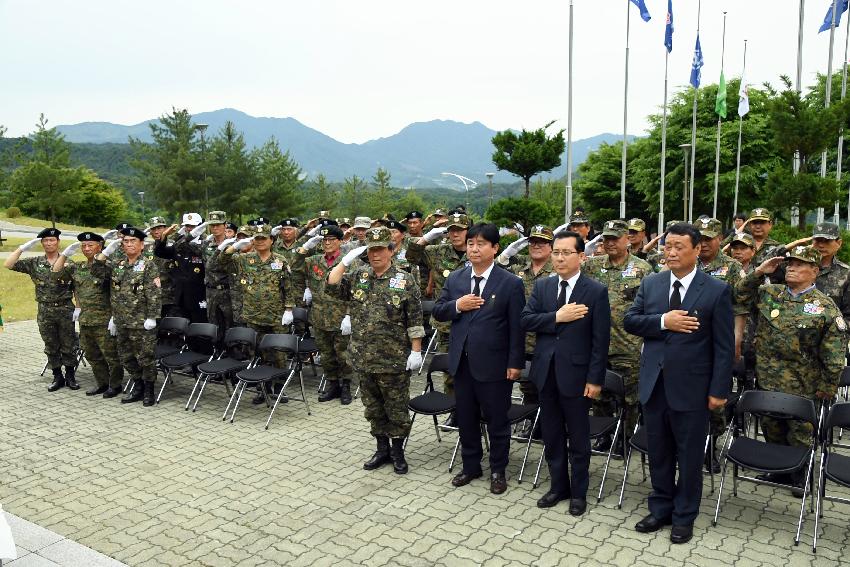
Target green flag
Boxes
[715,70,727,119]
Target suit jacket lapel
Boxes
[568,274,589,306]
[469,265,497,322]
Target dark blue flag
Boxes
[665,0,674,53]
[819,0,850,33]
[690,34,703,89]
[630,0,651,22]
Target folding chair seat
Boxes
[157,323,218,403]
[154,317,190,360]
[813,402,850,552]
[405,354,456,451]
[713,390,818,546]
[185,326,257,412]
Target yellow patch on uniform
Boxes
[518,271,525,278]
[443,269,450,277]
[248,259,255,264]
[836,316,847,331]
[770,309,780,319]
[353,289,365,300]
[193,267,200,273]
[391,295,401,307]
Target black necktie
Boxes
[472,276,483,297]
[670,280,682,310]
[558,280,569,307]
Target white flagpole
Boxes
[838,9,850,225]
[713,12,727,219]
[734,40,748,217]
[820,0,839,224]
[565,0,574,222]
[688,0,701,222]
[621,0,631,219]
[659,50,670,236]
[792,0,805,226]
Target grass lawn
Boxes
[0,268,37,323]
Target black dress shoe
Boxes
[86,385,108,396]
[451,471,482,487]
[756,472,790,484]
[634,514,673,533]
[704,451,721,474]
[536,491,569,509]
[340,381,352,405]
[318,381,341,402]
[102,387,120,399]
[569,498,587,516]
[592,434,612,453]
[490,472,507,495]
[670,524,694,544]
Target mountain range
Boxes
[56,108,629,189]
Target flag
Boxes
[690,35,704,89]
[716,71,727,119]
[819,0,849,33]
[738,78,750,117]
[630,0,651,22]
[664,0,674,53]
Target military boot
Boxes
[142,381,156,407]
[318,380,341,402]
[390,438,409,475]
[47,368,65,392]
[363,436,392,470]
[121,379,144,404]
[65,365,80,391]
[86,384,108,396]
[340,380,352,405]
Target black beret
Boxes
[319,219,339,227]
[320,226,345,239]
[247,217,272,226]
[120,227,146,240]
[385,220,407,232]
[37,228,61,239]
[114,222,131,231]
[77,232,104,243]
[278,218,300,228]
[225,222,238,232]
[404,211,424,220]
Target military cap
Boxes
[749,208,772,222]
[255,216,272,226]
[365,227,392,249]
[813,222,841,240]
[147,216,168,229]
[694,217,723,239]
[385,219,407,232]
[433,208,448,217]
[318,210,331,219]
[627,218,646,232]
[225,222,238,232]
[120,227,146,240]
[730,233,756,249]
[278,218,300,228]
[449,206,467,215]
[446,213,470,229]
[601,220,628,238]
[252,224,271,238]
[352,216,372,229]
[787,245,821,265]
[207,210,227,225]
[320,226,344,239]
[569,210,590,224]
[182,212,202,225]
[237,224,254,237]
[405,211,424,220]
[319,218,339,228]
[529,225,555,241]
[77,231,104,243]
[665,220,684,231]
[36,228,61,239]
[336,217,352,227]
[115,222,131,231]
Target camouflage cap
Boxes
[787,245,821,265]
[601,220,628,237]
[813,221,841,240]
[730,233,756,249]
[665,220,684,231]
[694,217,723,239]
[749,207,772,222]
[529,225,554,241]
[207,210,227,225]
[237,224,254,237]
[252,224,272,238]
[446,213,470,230]
[627,218,646,232]
[317,210,331,219]
[336,217,352,227]
[353,216,372,229]
[569,210,590,224]
[365,227,392,249]
[147,216,168,229]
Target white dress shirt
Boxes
[660,265,698,330]
[455,261,496,313]
[557,271,581,304]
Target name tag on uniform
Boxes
[711,266,729,277]
[133,261,145,272]
[270,262,283,271]
[621,263,637,278]
[389,276,406,290]
[803,302,825,315]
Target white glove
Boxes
[307,224,322,237]
[18,238,40,252]
[340,315,352,335]
[271,225,282,237]
[205,234,215,243]
[61,242,81,257]
[406,350,423,371]
[217,237,237,251]
[190,222,207,238]
[143,318,157,330]
[554,223,569,234]
[107,317,117,337]
[303,235,323,250]
[342,246,367,267]
[144,228,151,236]
[232,238,252,251]
[498,237,529,263]
[177,226,188,236]
[101,229,118,240]
[103,239,122,257]
[303,288,313,305]
[72,308,81,322]
[282,310,293,325]
[423,227,447,243]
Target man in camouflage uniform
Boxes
[404,211,431,297]
[735,245,845,491]
[626,218,649,259]
[53,232,124,397]
[729,233,759,392]
[746,208,785,275]
[568,210,597,242]
[228,225,254,326]
[582,220,652,444]
[145,217,180,318]
[4,228,77,391]
[291,225,354,404]
[341,217,372,254]
[810,222,850,330]
[272,218,305,265]
[94,227,162,406]
[327,227,425,474]
[385,219,421,288]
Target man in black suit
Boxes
[521,231,610,516]
[624,223,733,544]
[433,223,526,494]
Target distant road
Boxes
[0,220,82,239]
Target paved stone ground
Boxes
[0,320,848,566]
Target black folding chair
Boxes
[418,300,440,376]
[137,316,189,393]
[157,323,218,403]
[713,390,818,546]
[185,326,257,412]
[813,401,850,552]
[833,368,850,446]
[405,354,456,450]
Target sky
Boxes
[0,0,847,143]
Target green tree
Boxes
[69,170,128,227]
[340,174,366,218]
[367,167,395,218]
[491,121,566,198]
[392,188,428,219]
[485,197,556,236]
[248,138,303,223]
[305,173,339,214]
[209,120,255,220]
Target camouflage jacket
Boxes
[507,257,555,354]
[816,257,850,329]
[582,254,652,357]
[11,256,74,306]
[406,240,469,333]
[753,237,783,266]
[291,249,348,331]
[699,253,748,316]
[273,237,306,265]
[645,249,665,272]
[326,261,425,373]
[215,250,301,326]
[62,259,112,326]
[93,255,161,328]
[735,271,845,397]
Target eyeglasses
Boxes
[551,250,580,257]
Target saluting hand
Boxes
[663,310,699,333]
[755,256,785,276]
[456,294,485,312]
[555,303,588,323]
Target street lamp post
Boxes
[441,172,478,214]
[195,123,209,214]
[486,172,495,210]
[138,191,145,223]
[679,143,691,221]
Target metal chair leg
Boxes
[795,453,815,546]
[192,376,211,412]
[532,448,546,489]
[229,381,247,423]
[813,450,826,553]
[449,437,461,472]
[41,360,49,376]
[598,419,623,502]
[185,372,204,410]
[432,415,442,443]
[299,369,311,415]
[156,369,171,404]
[265,380,291,430]
[403,413,419,450]
[518,411,540,484]
[713,454,730,526]
[618,445,634,509]
[222,380,242,421]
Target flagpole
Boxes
[565,0,574,222]
[713,12,727,219]
[837,9,850,225]
[733,40,748,217]
[688,0,701,223]
[659,50,669,236]
[620,0,631,219]
[820,0,839,224]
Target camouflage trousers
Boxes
[315,327,351,383]
[230,292,244,326]
[593,354,640,436]
[761,416,814,448]
[79,324,123,388]
[37,303,76,369]
[116,327,157,383]
[358,371,412,438]
[206,287,233,340]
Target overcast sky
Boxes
[0,0,845,143]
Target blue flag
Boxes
[630,0,651,22]
[690,34,703,88]
[664,0,673,52]
[819,0,849,33]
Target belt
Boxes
[39,301,73,308]
[207,284,229,290]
